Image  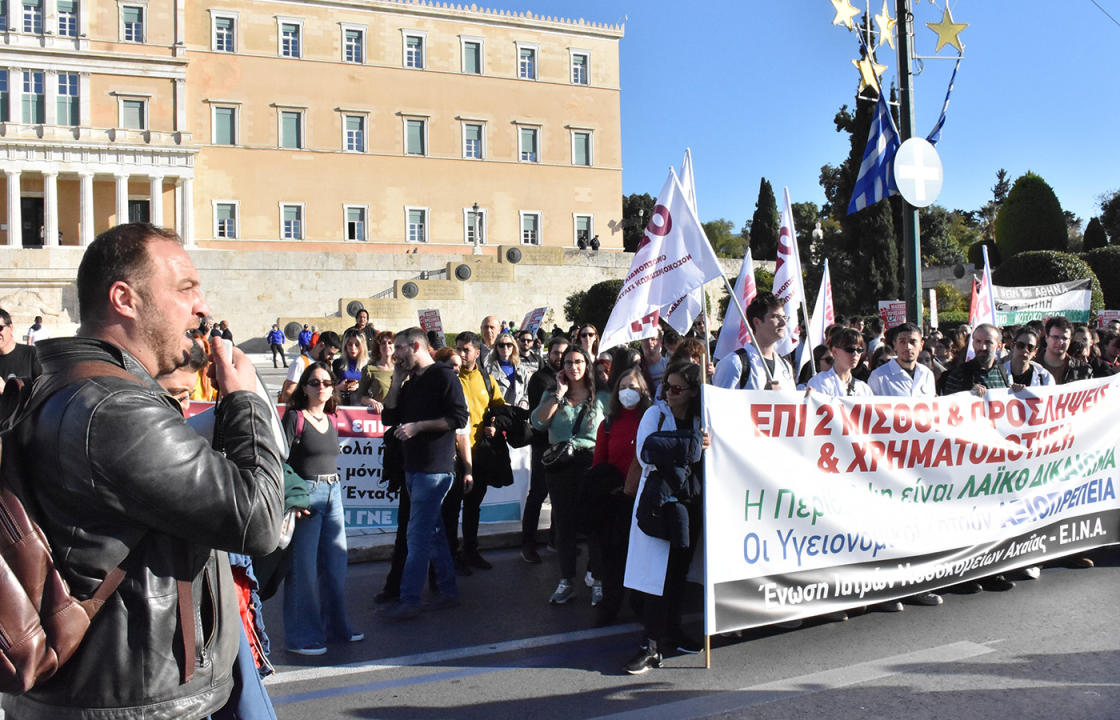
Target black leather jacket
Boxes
[2,337,285,720]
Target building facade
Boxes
[0,0,623,251]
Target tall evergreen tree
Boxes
[620,193,654,252]
[995,172,1068,257]
[992,169,1011,203]
[749,178,780,259]
[1099,190,1120,243]
[1083,216,1108,251]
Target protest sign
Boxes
[1095,309,1119,329]
[992,279,1091,325]
[418,309,446,347]
[702,378,1120,634]
[878,300,907,329]
[520,306,548,336]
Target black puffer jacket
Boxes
[2,337,285,720]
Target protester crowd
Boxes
[0,222,1117,719]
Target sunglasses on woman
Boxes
[306,379,333,388]
[666,383,690,395]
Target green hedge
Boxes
[1082,246,1120,309]
[995,172,1068,257]
[991,250,1104,314]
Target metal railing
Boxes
[369,267,448,299]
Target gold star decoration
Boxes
[830,0,860,30]
[926,4,967,53]
[852,53,887,93]
[874,0,897,49]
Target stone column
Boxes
[148,174,164,227]
[5,170,21,248]
[180,177,194,247]
[42,171,58,246]
[78,171,94,245]
[114,173,129,225]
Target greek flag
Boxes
[926,56,961,146]
[847,89,900,214]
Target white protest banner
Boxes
[702,378,1120,634]
[418,308,446,347]
[878,300,907,329]
[662,149,706,336]
[520,306,548,336]
[712,247,757,361]
[600,168,724,350]
[1098,310,1120,329]
[187,404,530,532]
[992,279,1092,325]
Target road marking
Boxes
[588,640,995,720]
[265,622,643,687]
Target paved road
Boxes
[261,545,1120,720]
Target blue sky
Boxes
[517,0,1119,230]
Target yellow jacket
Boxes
[458,365,505,445]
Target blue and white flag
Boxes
[847,89,900,215]
[926,56,961,146]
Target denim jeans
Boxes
[283,479,354,648]
[401,472,457,606]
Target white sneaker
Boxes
[590,581,604,606]
[549,578,576,604]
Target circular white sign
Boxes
[893,137,943,208]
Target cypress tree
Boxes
[749,178,780,259]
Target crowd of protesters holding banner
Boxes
[2,281,1118,700]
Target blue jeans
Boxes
[283,479,354,648]
[401,472,457,606]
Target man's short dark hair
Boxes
[1045,315,1072,335]
[456,331,482,350]
[547,335,569,353]
[888,322,921,345]
[0,307,11,326]
[316,331,342,350]
[395,326,428,348]
[746,292,782,330]
[828,327,864,351]
[77,223,181,324]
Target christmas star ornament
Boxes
[852,53,887,93]
[874,0,897,49]
[926,4,967,53]
[830,0,860,30]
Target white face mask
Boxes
[618,388,641,409]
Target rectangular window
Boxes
[407,208,427,243]
[463,123,482,159]
[405,34,424,68]
[345,206,366,241]
[344,114,364,152]
[281,22,300,57]
[405,118,425,155]
[465,208,486,245]
[122,5,143,42]
[519,127,538,163]
[518,47,536,79]
[521,212,541,245]
[21,71,44,124]
[572,131,591,166]
[0,1,7,31]
[281,204,303,239]
[56,73,79,126]
[463,40,481,74]
[213,106,236,145]
[121,98,145,129]
[214,16,235,52]
[344,28,363,63]
[23,0,42,34]
[57,0,77,36]
[575,215,592,246]
[280,110,302,148]
[216,203,237,238]
[0,71,9,123]
[571,52,589,85]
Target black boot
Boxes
[624,639,661,675]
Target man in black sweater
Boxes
[379,327,469,620]
[520,334,569,562]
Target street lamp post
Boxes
[471,201,482,256]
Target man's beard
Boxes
[138,300,190,376]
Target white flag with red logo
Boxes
[800,258,834,371]
[712,247,757,360]
[663,149,705,335]
[600,168,724,351]
[772,188,806,356]
[965,245,997,360]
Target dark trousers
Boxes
[546,462,591,580]
[641,500,700,645]
[441,458,488,555]
[269,342,287,367]
[381,485,411,596]
[521,435,551,545]
[595,492,634,617]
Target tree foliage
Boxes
[991,251,1104,314]
[620,193,655,252]
[994,172,1068,257]
[749,178,780,260]
[716,268,774,325]
[933,280,968,314]
[967,239,1001,268]
[704,218,746,258]
[1082,246,1120,309]
[563,279,624,330]
[1083,217,1108,252]
[1099,190,1120,243]
[918,205,965,266]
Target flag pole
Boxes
[785,188,816,377]
[720,273,774,384]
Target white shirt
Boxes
[867,359,936,397]
[712,343,796,390]
[806,367,872,397]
